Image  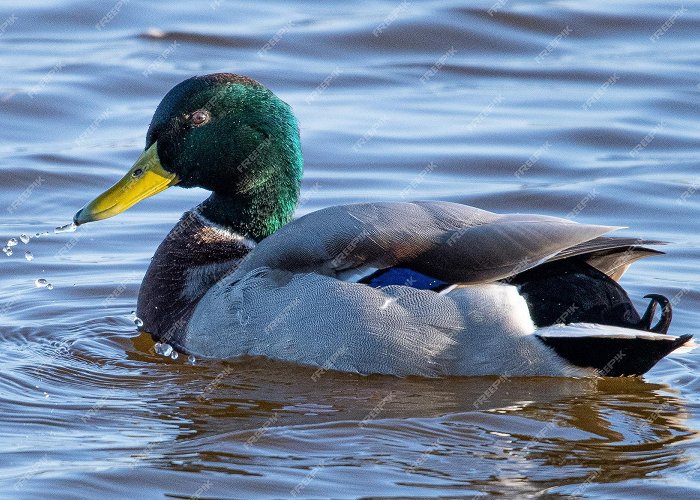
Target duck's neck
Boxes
[199,181,299,242]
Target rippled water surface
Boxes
[1,1,700,498]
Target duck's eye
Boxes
[190,110,210,126]
[132,168,144,178]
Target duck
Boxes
[73,73,691,377]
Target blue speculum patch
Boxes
[362,267,448,291]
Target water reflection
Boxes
[122,335,696,496]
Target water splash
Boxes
[2,246,11,256]
[134,317,144,327]
[19,234,30,244]
[7,238,17,247]
[54,222,77,234]
[25,251,33,261]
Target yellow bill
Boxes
[73,142,180,225]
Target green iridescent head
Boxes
[74,73,303,240]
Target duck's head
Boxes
[74,73,303,241]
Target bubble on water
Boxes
[24,251,33,261]
[19,234,30,244]
[170,351,179,360]
[54,222,77,234]
[35,278,48,288]
[187,355,196,365]
[134,317,144,327]
[7,238,17,247]
[155,342,173,357]
[47,284,53,290]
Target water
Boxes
[53,222,77,234]
[1,1,699,498]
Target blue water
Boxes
[1,1,699,498]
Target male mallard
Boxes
[73,73,691,377]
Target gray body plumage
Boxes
[132,200,686,376]
[185,273,587,376]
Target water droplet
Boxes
[170,351,179,360]
[24,251,33,261]
[35,278,48,288]
[155,342,173,357]
[7,238,17,247]
[4,248,12,256]
[54,222,77,234]
[19,234,30,244]
[187,355,196,365]
[47,284,53,290]
[134,317,144,327]
[35,231,49,238]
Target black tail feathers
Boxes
[536,330,692,376]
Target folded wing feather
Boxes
[232,201,632,285]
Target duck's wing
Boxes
[547,236,666,281]
[233,201,625,284]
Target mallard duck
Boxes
[73,73,691,377]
